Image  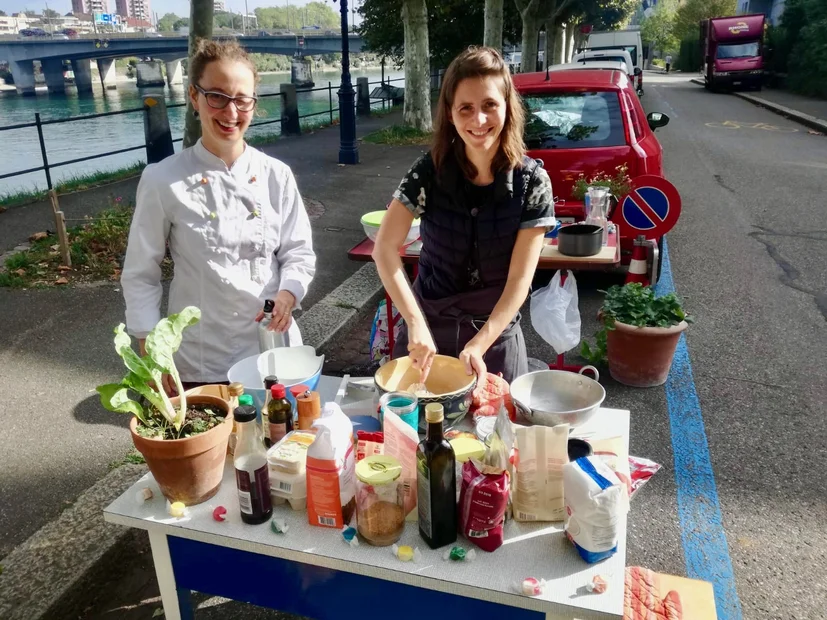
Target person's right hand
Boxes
[407,320,437,382]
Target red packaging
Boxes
[459,459,510,552]
[356,431,384,462]
[471,373,516,421]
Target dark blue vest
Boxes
[416,154,540,316]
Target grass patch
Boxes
[108,449,146,471]
[362,124,433,146]
[0,162,146,210]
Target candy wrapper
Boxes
[341,526,359,547]
[166,501,188,518]
[515,577,546,596]
[628,456,662,499]
[271,518,289,534]
[212,506,227,522]
[443,546,476,562]
[391,544,421,563]
[135,488,153,505]
[587,575,608,594]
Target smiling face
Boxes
[450,76,507,160]
[189,59,256,157]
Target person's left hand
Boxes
[255,290,296,333]
[459,342,487,385]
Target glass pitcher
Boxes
[585,186,610,246]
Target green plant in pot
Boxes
[96,306,233,505]
[581,283,691,387]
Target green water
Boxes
[0,66,404,197]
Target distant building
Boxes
[214,1,226,11]
[737,0,786,25]
[115,0,151,21]
[72,0,110,14]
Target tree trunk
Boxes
[520,16,541,73]
[402,0,432,132]
[183,0,214,148]
[553,19,565,65]
[566,22,576,62]
[543,21,553,68]
[484,0,504,52]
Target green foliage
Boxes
[571,164,631,200]
[580,283,691,364]
[672,0,737,41]
[676,35,701,72]
[567,0,640,31]
[254,2,340,30]
[363,124,432,145]
[157,12,180,32]
[358,0,521,68]
[778,0,827,98]
[640,0,678,53]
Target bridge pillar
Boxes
[72,59,94,93]
[136,61,165,88]
[164,60,183,87]
[41,58,66,95]
[290,58,314,88]
[280,83,300,136]
[356,77,370,116]
[97,58,117,90]
[8,59,36,96]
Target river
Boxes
[0,66,404,198]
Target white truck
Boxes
[586,29,644,95]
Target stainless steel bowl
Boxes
[510,367,605,428]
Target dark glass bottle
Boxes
[262,375,278,447]
[416,403,457,549]
[267,384,293,447]
[233,405,272,525]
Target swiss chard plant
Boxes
[581,283,691,364]
[96,307,201,436]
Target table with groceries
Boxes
[103,342,671,620]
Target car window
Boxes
[588,45,638,66]
[716,42,759,59]
[523,91,626,149]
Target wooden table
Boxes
[103,376,630,620]
[347,228,621,369]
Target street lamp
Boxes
[332,0,358,164]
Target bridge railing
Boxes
[0,74,437,197]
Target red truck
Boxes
[701,14,765,91]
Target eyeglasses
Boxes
[195,85,258,112]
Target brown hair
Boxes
[431,46,525,181]
[189,38,259,88]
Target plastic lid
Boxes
[238,394,254,406]
[271,384,287,399]
[263,299,275,313]
[264,375,279,388]
[289,384,310,397]
[356,455,402,485]
[234,405,257,423]
[361,210,420,227]
[425,403,444,423]
[228,382,244,397]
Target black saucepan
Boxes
[557,224,603,257]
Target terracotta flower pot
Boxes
[606,319,688,388]
[130,394,233,505]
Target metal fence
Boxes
[0,75,411,192]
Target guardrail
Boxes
[0,75,414,192]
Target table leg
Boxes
[148,530,194,620]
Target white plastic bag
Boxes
[530,270,581,354]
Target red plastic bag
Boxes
[471,373,516,421]
[458,459,510,552]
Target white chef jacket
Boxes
[121,139,316,383]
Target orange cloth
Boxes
[624,567,683,620]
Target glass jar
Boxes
[355,455,405,546]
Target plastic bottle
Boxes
[233,404,272,525]
[258,299,287,353]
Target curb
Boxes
[0,464,148,620]
[690,78,827,133]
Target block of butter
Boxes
[266,430,316,475]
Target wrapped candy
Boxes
[587,575,608,594]
[517,577,546,596]
[135,488,153,505]
[271,518,289,534]
[212,506,227,522]
[342,526,360,548]
[167,501,187,518]
[443,546,476,562]
[391,544,421,563]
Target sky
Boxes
[3,0,361,20]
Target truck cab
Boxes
[701,14,765,91]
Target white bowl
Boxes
[362,221,420,245]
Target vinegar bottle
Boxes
[233,405,272,525]
[416,403,457,548]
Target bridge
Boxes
[0,34,363,95]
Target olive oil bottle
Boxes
[416,403,457,549]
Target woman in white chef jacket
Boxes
[121,39,316,395]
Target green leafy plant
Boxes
[571,164,632,201]
[96,307,201,435]
[580,283,692,364]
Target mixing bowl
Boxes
[361,210,421,244]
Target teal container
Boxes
[379,392,419,433]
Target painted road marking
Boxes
[705,120,798,132]
[655,238,743,620]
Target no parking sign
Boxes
[612,175,682,240]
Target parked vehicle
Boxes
[586,29,644,94]
[551,61,630,75]
[60,28,78,38]
[513,69,670,269]
[701,14,765,91]
[571,49,637,85]
[20,28,48,37]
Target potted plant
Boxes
[96,307,233,505]
[581,283,691,387]
[571,164,632,216]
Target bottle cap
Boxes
[228,382,244,397]
[356,455,402,485]
[238,394,254,407]
[289,384,310,398]
[425,403,444,423]
[234,405,257,423]
[263,299,275,313]
[264,375,279,389]
[272,384,287,399]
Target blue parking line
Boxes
[655,238,743,620]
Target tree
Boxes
[43,8,60,19]
[0,10,7,17]
[640,0,678,54]
[183,0,214,148]
[778,0,827,98]
[672,0,736,41]
[174,18,190,31]
[484,0,505,51]
[402,0,432,132]
[157,12,180,32]
[514,0,576,73]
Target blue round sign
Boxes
[614,175,681,240]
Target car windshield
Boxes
[578,56,628,67]
[589,45,637,66]
[716,42,760,59]
[523,91,626,149]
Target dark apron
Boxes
[392,281,528,383]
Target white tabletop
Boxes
[103,377,629,620]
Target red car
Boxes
[513,69,670,273]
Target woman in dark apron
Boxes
[373,47,555,384]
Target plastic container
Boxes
[269,467,308,511]
[379,392,419,432]
[361,210,420,244]
[267,430,316,475]
[355,455,405,546]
